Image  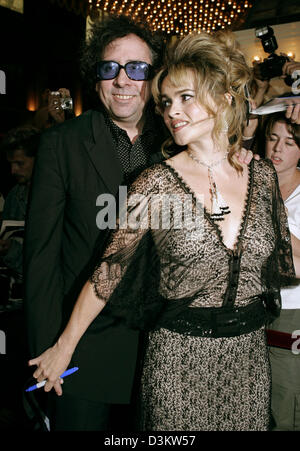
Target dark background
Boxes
[0,0,86,195]
[0,0,86,136]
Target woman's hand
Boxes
[28,341,73,396]
[27,281,106,395]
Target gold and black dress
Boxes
[90,158,295,431]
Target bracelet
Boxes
[242,135,255,141]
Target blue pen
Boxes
[25,366,79,392]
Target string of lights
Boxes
[88,0,253,36]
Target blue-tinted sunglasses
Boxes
[96,60,154,81]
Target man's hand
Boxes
[285,103,300,125]
[251,64,270,108]
[281,59,300,80]
[48,89,71,124]
[56,88,71,98]
[48,93,65,124]
[281,59,300,124]
[236,148,260,165]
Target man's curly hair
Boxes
[79,14,165,95]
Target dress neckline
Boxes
[160,158,254,255]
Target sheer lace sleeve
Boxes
[89,165,168,330]
[261,160,296,320]
[270,161,295,283]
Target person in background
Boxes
[0,127,40,277]
[252,56,300,110]
[242,58,300,145]
[264,113,300,431]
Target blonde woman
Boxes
[28,32,299,431]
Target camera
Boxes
[50,91,73,110]
[255,26,292,85]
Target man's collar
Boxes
[99,102,159,138]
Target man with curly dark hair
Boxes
[80,14,164,102]
[24,14,167,431]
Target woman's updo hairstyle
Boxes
[152,30,252,171]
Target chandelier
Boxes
[88,0,253,36]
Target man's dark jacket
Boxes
[24,109,165,403]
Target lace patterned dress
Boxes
[90,158,295,431]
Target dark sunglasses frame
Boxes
[96,60,155,81]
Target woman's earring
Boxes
[221,115,229,133]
